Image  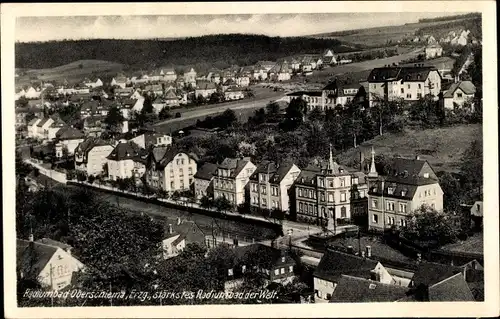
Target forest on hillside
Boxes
[418,13,480,23]
[16,34,356,71]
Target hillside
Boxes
[338,124,482,173]
[15,34,360,71]
[310,14,481,47]
[15,60,124,87]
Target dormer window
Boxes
[401,190,407,197]
[281,257,285,263]
[387,187,394,195]
[423,173,429,178]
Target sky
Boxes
[16,12,464,43]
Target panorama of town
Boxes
[15,13,484,306]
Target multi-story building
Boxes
[425,43,443,59]
[213,157,257,207]
[106,140,148,180]
[183,68,197,86]
[248,161,301,213]
[293,146,368,229]
[367,66,442,107]
[366,148,444,231]
[194,162,218,200]
[74,138,114,176]
[145,146,198,192]
[129,132,172,149]
[54,127,85,156]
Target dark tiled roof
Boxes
[75,137,113,161]
[148,146,196,170]
[194,162,218,180]
[411,262,463,287]
[249,161,297,184]
[217,157,252,178]
[196,81,216,90]
[107,141,145,161]
[443,81,476,98]
[368,66,438,83]
[17,239,58,279]
[428,273,475,301]
[36,118,49,127]
[28,118,41,126]
[233,243,295,269]
[55,127,85,140]
[162,218,206,244]
[330,275,409,303]
[314,249,379,282]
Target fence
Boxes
[24,159,67,184]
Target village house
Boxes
[366,149,444,231]
[79,100,100,118]
[152,97,166,114]
[329,275,409,303]
[46,117,68,140]
[25,86,42,100]
[255,61,276,72]
[106,140,148,181]
[111,76,128,89]
[16,107,44,128]
[222,79,237,92]
[252,66,269,81]
[117,99,136,120]
[83,78,103,88]
[129,131,172,149]
[323,49,338,66]
[145,146,198,192]
[17,236,85,291]
[27,118,42,138]
[313,248,397,302]
[236,73,250,87]
[164,89,180,107]
[15,88,26,101]
[83,116,105,137]
[269,62,291,82]
[73,85,91,95]
[74,137,115,176]
[292,147,368,228]
[405,261,481,301]
[163,68,178,82]
[149,69,164,82]
[194,162,218,200]
[183,68,197,86]
[367,65,442,107]
[442,80,476,109]
[114,87,134,98]
[195,81,217,99]
[425,43,443,59]
[161,223,186,260]
[213,157,257,208]
[34,117,58,140]
[224,244,297,292]
[145,84,164,96]
[248,161,301,214]
[322,82,362,108]
[224,87,245,101]
[131,97,145,113]
[54,127,85,156]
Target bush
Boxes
[175,112,182,118]
[87,175,96,184]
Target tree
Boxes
[209,92,225,104]
[142,95,154,114]
[400,205,459,246]
[104,106,124,132]
[213,196,233,214]
[409,95,439,128]
[218,109,238,129]
[460,138,483,193]
[199,195,214,210]
[158,107,172,120]
[281,97,308,131]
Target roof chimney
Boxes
[415,155,420,160]
[168,224,173,234]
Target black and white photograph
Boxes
[2,2,498,318]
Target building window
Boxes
[309,190,313,198]
[329,180,334,187]
[298,188,302,197]
[321,207,326,217]
[399,203,407,213]
[289,265,294,272]
[321,192,325,201]
[406,93,412,99]
[352,177,359,185]
[407,84,410,89]
[341,207,347,218]
[228,268,234,276]
[188,167,193,175]
[179,168,184,177]
[372,214,378,224]
[274,269,279,276]
[417,93,422,99]
[372,199,378,208]
[340,178,345,187]
[261,185,266,195]
[328,193,334,202]
[386,201,395,211]
[299,203,303,212]
[457,92,463,98]
[340,192,346,202]
[359,190,365,198]
[387,187,394,195]
[401,88,404,94]
[319,178,325,187]
[431,202,435,209]
[262,198,267,206]
[418,83,422,89]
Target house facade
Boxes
[54,127,85,156]
[145,146,198,192]
[248,161,301,213]
[367,66,442,107]
[213,157,257,207]
[293,147,368,228]
[130,132,172,149]
[195,82,217,98]
[425,44,443,59]
[366,150,444,231]
[106,140,148,180]
[183,68,197,86]
[194,162,218,199]
[74,138,114,176]
[17,237,85,291]
[442,80,476,109]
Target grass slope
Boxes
[16,59,124,86]
[338,124,482,173]
[311,16,480,47]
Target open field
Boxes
[338,124,482,173]
[402,56,455,70]
[16,59,124,87]
[310,17,480,47]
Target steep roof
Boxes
[443,81,476,98]
[314,249,379,282]
[37,238,72,250]
[28,117,41,126]
[75,137,113,160]
[55,127,85,140]
[217,157,252,178]
[107,141,145,161]
[428,273,475,301]
[411,262,463,287]
[165,89,178,100]
[194,162,218,180]
[367,66,438,83]
[330,275,409,303]
[36,118,50,127]
[17,239,58,279]
[233,243,295,268]
[196,81,216,90]
[249,161,297,184]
